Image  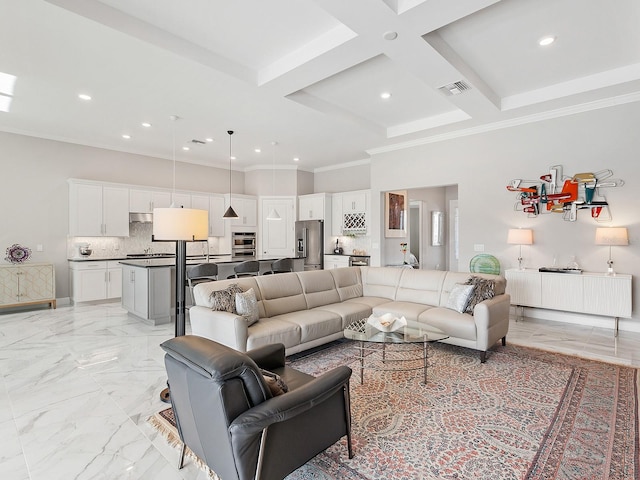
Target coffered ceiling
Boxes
[0,0,638,171]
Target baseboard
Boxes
[510,306,640,333]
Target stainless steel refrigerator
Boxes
[295,220,324,270]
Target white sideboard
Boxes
[0,263,56,310]
[505,268,632,334]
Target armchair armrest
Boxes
[246,343,286,370]
[229,366,352,436]
[189,306,250,352]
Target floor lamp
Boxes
[153,206,208,402]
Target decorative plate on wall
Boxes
[469,254,500,275]
[5,244,32,264]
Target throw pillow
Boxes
[445,283,474,313]
[261,369,289,396]
[464,276,496,314]
[236,288,259,326]
[209,283,243,314]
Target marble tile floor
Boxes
[1,303,638,480]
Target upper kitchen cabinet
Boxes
[227,195,257,228]
[191,194,226,237]
[69,179,129,237]
[171,192,191,208]
[331,190,370,236]
[129,189,171,213]
[298,193,332,222]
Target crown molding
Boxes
[313,158,370,173]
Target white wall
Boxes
[368,101,640,328]
[0,132,244,300]
[314,163,370,192]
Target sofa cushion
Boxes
[464,276,496,314]
[445,283,474,313]
[256,272,307,317]
[419,307,477,341]
[210,283,243,314]
[245,317,301,351]
[360,267,403,300]
[314,302,372,328]
[235,288,259,326]
[297,270,341,308]
[194,277,266,318]
[329,267,363,301]
[372,301,433,321]
[395,269,447,306]
[273,309,343,344]
[345,296,390,309]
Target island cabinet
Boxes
[0,263,56,310]
[121,264,172,325]
[69,261,122,303]
[324,255,350,270]
[505,268,632,334]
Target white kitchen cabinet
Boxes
[0,263,56,310]
[505,269,632,333]
[191,194,226,237]
[324,255,350,270]
[298,193,331,221]
[129,189,171,213]
[342,191,368,213]
[69,180,130,237]
[260,197,295,257]
[69,261,122,303]
[331,193,343,236]
[121,264,172,325]
[331,189,369,235]
[171,192,191,208]
[228,195,257,227]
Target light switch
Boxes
[473,244,485,252]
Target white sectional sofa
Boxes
[190,266,510,362]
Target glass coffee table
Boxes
[344,318,449,385]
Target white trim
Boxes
[314,158,370,173]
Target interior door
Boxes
[261,198,294,257]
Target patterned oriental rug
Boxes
[149,341,639,480]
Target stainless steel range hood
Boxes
[129,212,153,223]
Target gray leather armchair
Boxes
[161,335,353,480]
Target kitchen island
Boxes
[119,257,304,325]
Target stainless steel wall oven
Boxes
[232,232,256,260]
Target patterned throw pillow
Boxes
[209,283,243,314]
[445,283,474,313]
[261,369,289,396]
[464,276,496,314]
[235,288,259,326]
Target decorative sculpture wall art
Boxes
[507,165,624,222]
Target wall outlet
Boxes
[36,244,43,252]
[473,244,485,252]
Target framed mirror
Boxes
[431,211,444,246]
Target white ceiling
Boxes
[1,0,639,171]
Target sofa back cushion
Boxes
[439,272,506,307]
[330,267,363,301]
[256,272,307,317]
[297,270,341,308]
[360,267,403,300]
[194,277,266,318]
[395,269,447,305]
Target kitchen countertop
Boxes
[68,254,232,262]
[119,257,299,268]
[324,253,370,257]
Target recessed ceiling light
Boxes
[231,156,236,160]
[254,148,261,153]
[383,31,398,41]
[121,134,131,139]
[293,157,300,162]
[141,122,152,128]
[205,138,214,143]
[538,36,556,46]
[380,92,392,100]
[182,146,190,151]
[78,93,92,101]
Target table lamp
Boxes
[507,228,533,270]
[595,227,628,276]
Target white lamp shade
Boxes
[153,208,208,241]
[507,228,533,245]
[595,227,628,246]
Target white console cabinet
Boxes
[0,263,56,310]
[505,268,632,334]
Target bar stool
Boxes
[263,258,294,275]
[186,263,218,305]
[228,260,260,278]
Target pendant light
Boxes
[267,141,281,220]
[223,130,238,218]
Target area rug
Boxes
[149,341,639,480]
